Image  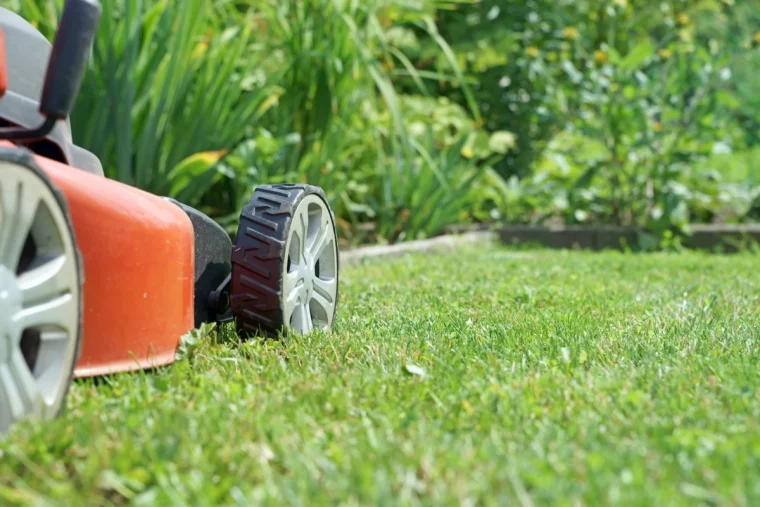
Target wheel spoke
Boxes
[289,303,310,334]
[15,293,75,335]
[312,279,335,326]
[297,207,308,261]
[0,364,26,422]
[286,304,298,329]
[302,303,313,333]
[10,350,42,411]
[0,352,42,423]
[309,224,333,260]
[30,329,71,406]
[283,271,301,304]
[0,177,39,271]
[40,329,69,344]
[18,255,73,307]
[289,234,301,268]
[313,277,336,304]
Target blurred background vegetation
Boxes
[8,0,760,247]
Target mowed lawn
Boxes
[2,245,760,506]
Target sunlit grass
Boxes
[2,245,760,505]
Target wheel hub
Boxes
[284,194,338,334]
[0,265,22,363]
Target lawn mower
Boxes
[0,1,340,435]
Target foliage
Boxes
[12,0,279,209]
[336,95,508,244]
[11,0,497,244]
[6,0,760,245]
[195,0,501,242]
[463,0,760,235]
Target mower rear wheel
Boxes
[230,184,339,337]
[0,155,82,435]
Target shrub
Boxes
[460,0,760,234]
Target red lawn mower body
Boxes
[0,7,196,378]
[24,146,196,377]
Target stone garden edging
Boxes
[338,223,760,265]
[340,230,495,265]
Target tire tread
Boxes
[230,184,337,336]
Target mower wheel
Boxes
[230,184,339,337]
[0,151,82,435]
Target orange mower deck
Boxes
[1,141,196,377]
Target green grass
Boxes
[2,245,760,506]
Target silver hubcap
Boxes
[283,195,338,334]
[0,161,80,435]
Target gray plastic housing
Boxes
[0,7,103,176]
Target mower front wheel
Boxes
[230,184,339,337]
[0,151,82,435]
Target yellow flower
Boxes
[547,51,558,62]
[677,13,690,26]
[563,26,580,41]
[526,46,540,58]
[610,83,619,92]
[654,121,663,133]
[658,48,673,59]
[754,32,760,45]
[594,50,608,65]
[191,41,209,60]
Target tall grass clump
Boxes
[199,0,493,242]
[13,0,279,209]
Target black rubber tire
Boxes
[0,147,84,421]
[230,184,340,337]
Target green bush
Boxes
[459,0,760,234]
[7,0,760,246]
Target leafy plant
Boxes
[464,0,760,239]
[196,0,491,242]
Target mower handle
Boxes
[40,0,102,119]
